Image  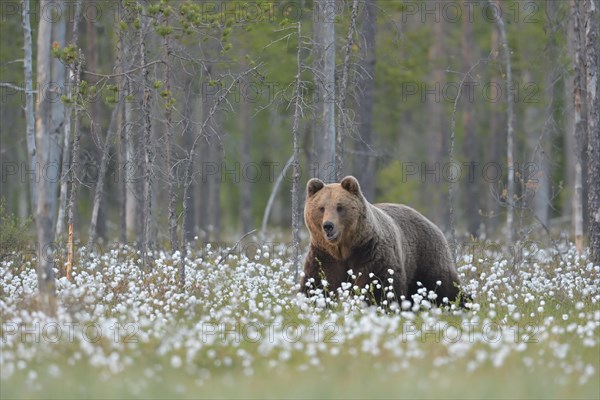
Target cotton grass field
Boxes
[1,240,598,399]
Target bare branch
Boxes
[0,82,27,92]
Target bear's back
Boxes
[374,203,443,239]
[373,203,454,289]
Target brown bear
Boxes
[300,175,464,306]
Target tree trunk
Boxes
[196,62,216,240]
[462,10,478,237]
[118,101,126,243]
[210,138,223,241]
[197,133,210,239]
[355,0,376,202]
[335,0,359,180]
[85,7,101,134]
[85,3,105,241]
[118,26,127,243]
[140,11,154,266]
[162,22,178,254]
[533,0,560,229]
[180,68,256,284]
[584,0,599,263]
[55,108,70,239]
[486,26,502,236]
[565,5,576,222]
[240,54,253,234]
[491,0,516,245]
[182,76,196,243]
[55,0,81,239]
[317,0,336,182]
[124,74,138,242]
[426,5,446,228]
[291,19,304,281]
[35,0,66,308]
[570,0,586,254]
[22,0,37,215]
[311,8,324,178]
[65,54,82,280]
[261,155,294,239]
[88,103,120,244]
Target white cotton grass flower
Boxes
[401,300,411,310]
[0,241,598,395]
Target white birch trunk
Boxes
[491,0,515,244]
[139,10,154,267]
[22,0,37,214]
[335,0,359,180]
[291,19,304,281]
[584,0,599,263]
[317,0,336,182]
[35,0,66,307]
[570,0,585,254]
[55,0,81,238]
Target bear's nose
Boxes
[323,221,334,234]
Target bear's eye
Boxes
[336,205,344,212]
[318,206,325,213]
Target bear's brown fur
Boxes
[300,175,464,305]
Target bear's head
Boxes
[304,175,367,250]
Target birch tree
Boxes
[21,0,36,214]
[491,0,516,245]
[291,17,305,281]
[355,0,376,201]
[118,26,127,243]
[316,0,336,182]
[116,2,140,243]
[462,10,478,237]
[159,10,179,253]
[533,0,560,229]
[311,5,324,178]
[88,101,121,244]
[426,4,446,227]
[64,48,83,280]
[35,0,66,307]
[570,0,586,254]
[335,0,359,181]
[584,0,599,263]
[55,0,81,239]
[181,76,195,243]
[240,52,253,234]
[124,70,138,241]
[140,9,154,267]
[180,68,259,285]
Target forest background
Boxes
[0,0,598,275]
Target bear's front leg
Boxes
[300,247,348,299]
[300,248,326,296]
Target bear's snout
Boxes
[323,221,338,240]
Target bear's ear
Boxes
[307,178,325,197]
[341,176,362,197]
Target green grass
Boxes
[2,341,598,399]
